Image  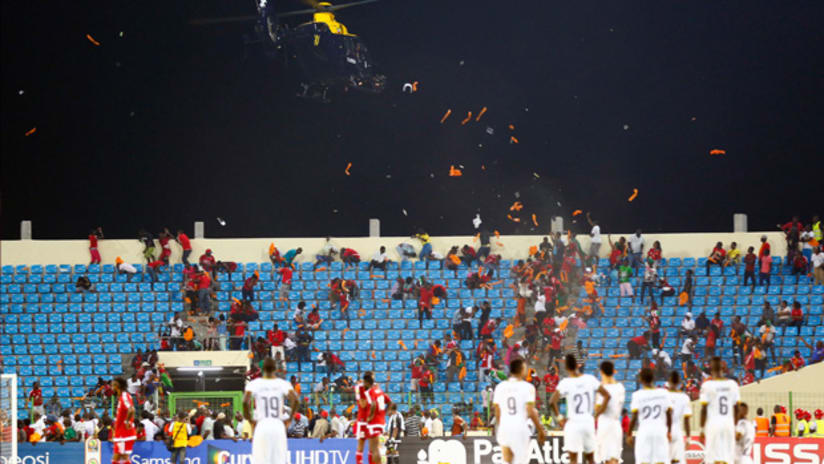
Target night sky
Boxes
[2,1,822,240]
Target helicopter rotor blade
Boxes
[301,0,321,8]
[276,7,319,17]
[189,15,259,26]
[326,0,380,12]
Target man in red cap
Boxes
[810,410,823,437]
[795,410,810,437]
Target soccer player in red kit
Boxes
[111,377,136,464]
[365,376,390,464]
[354,376,371,464]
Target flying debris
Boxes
[440,109,452,124]
[475,107,487,121]
[623,124,630,130]
[572,210,582,216]
[709,149,726,156]
[532,172,540,178]
[460,112,473,125]
[402,209,408,216]
[217,217,227,226]
[628,188,638,202]
[345,162,352,175]
[24,127,37,137]
[449,165,462,177]
[472,214,482,229]
[485,127,494,135]
[509,136,519,144]
[86,34,101,46]
[18,90,24,95]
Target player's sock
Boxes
[367,453,373,464]
[356,451,363,464]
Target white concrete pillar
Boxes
[20,220,32,240]
[733,214,748,233]
[369,219,380,238]
[194,221,205,239]
[550,216,564,234]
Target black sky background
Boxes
[2,1,822,240]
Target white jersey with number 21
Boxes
[246,378,294,423]
[557,374,601,423]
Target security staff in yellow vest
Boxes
[812,215,822,241]
[811,409,824,437]
[795,410,809,437]
[771,405,791,437]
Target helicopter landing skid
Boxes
[297,82,331,103]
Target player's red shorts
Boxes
[112,438,135,455]
[356,422,385,439]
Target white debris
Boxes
[472,214,482,229]
[402,209,408,216]
[216,217,226,226]
[485,126,494,135]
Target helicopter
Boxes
[192,0,386,102]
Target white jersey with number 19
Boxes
[246,377,294,464]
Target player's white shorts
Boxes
[563,419,596,454]
[596,417,623,462]
[634,429,668,464]
[668,433,685,463]
[705,421,735,464]
[735,456,754,464]
[496,423,531,464]
[252,419,288,464]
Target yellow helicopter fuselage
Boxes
[311,10,354,36]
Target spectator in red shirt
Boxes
[175,230,192,266]
[743,246,757,289]
[789,301,805,336]
[706,242,727,274]
[418,283,434,326]
[158,228,173,261]
[790,350,805,370]
[199,249,216,271]
[230,319,247,350]
[267,323,287,359]
[28,382,44,416]
[306,306,323,330]
[542,366,559,400]
[627,332,649,359]
[277,266,293,300]
[647,240,662,267]
[647,310,661,349]
[792,253,808,283]
[711,312,724,333]
[88,227,104,265]
[242,272,259,302]
[778,216,803,261]
[758,235,770,263]
[340,248,360,268]
[196,270,212,314]
[705,326,718,357]
[759,249,772,288]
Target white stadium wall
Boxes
[0,231,789,266]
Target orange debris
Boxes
[398,340,407,350]
[460,111,473,125]
[572,210,582,216]
[509,201,523,211]
[628,188,638,202]
[509,136,519,144]
[508,124,515,130]
[532,214,538,226]
[507,214,521,223]
[412,81,419,92]
[440,109,452,124]
[345,162,352,176]
[25,127,36,137]
[709,149,726,155]
[86,34,100,46]
[449,165,463,177]
[475,107,487,121]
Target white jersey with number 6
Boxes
[699,379,740,427]
[246,377,294,423]
[557,374,601,423]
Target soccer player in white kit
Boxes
[627,367,672,464]
[734,403,755,464]
[243,358,299,464]
[667,371,692,464]
[493,358,546,464]
[549,354,611,464]
[595,361,625,464]
[700,357,740,464]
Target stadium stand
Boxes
[1,231,822,432]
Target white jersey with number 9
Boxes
[246,378,294,423]
[493,378,536,430]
